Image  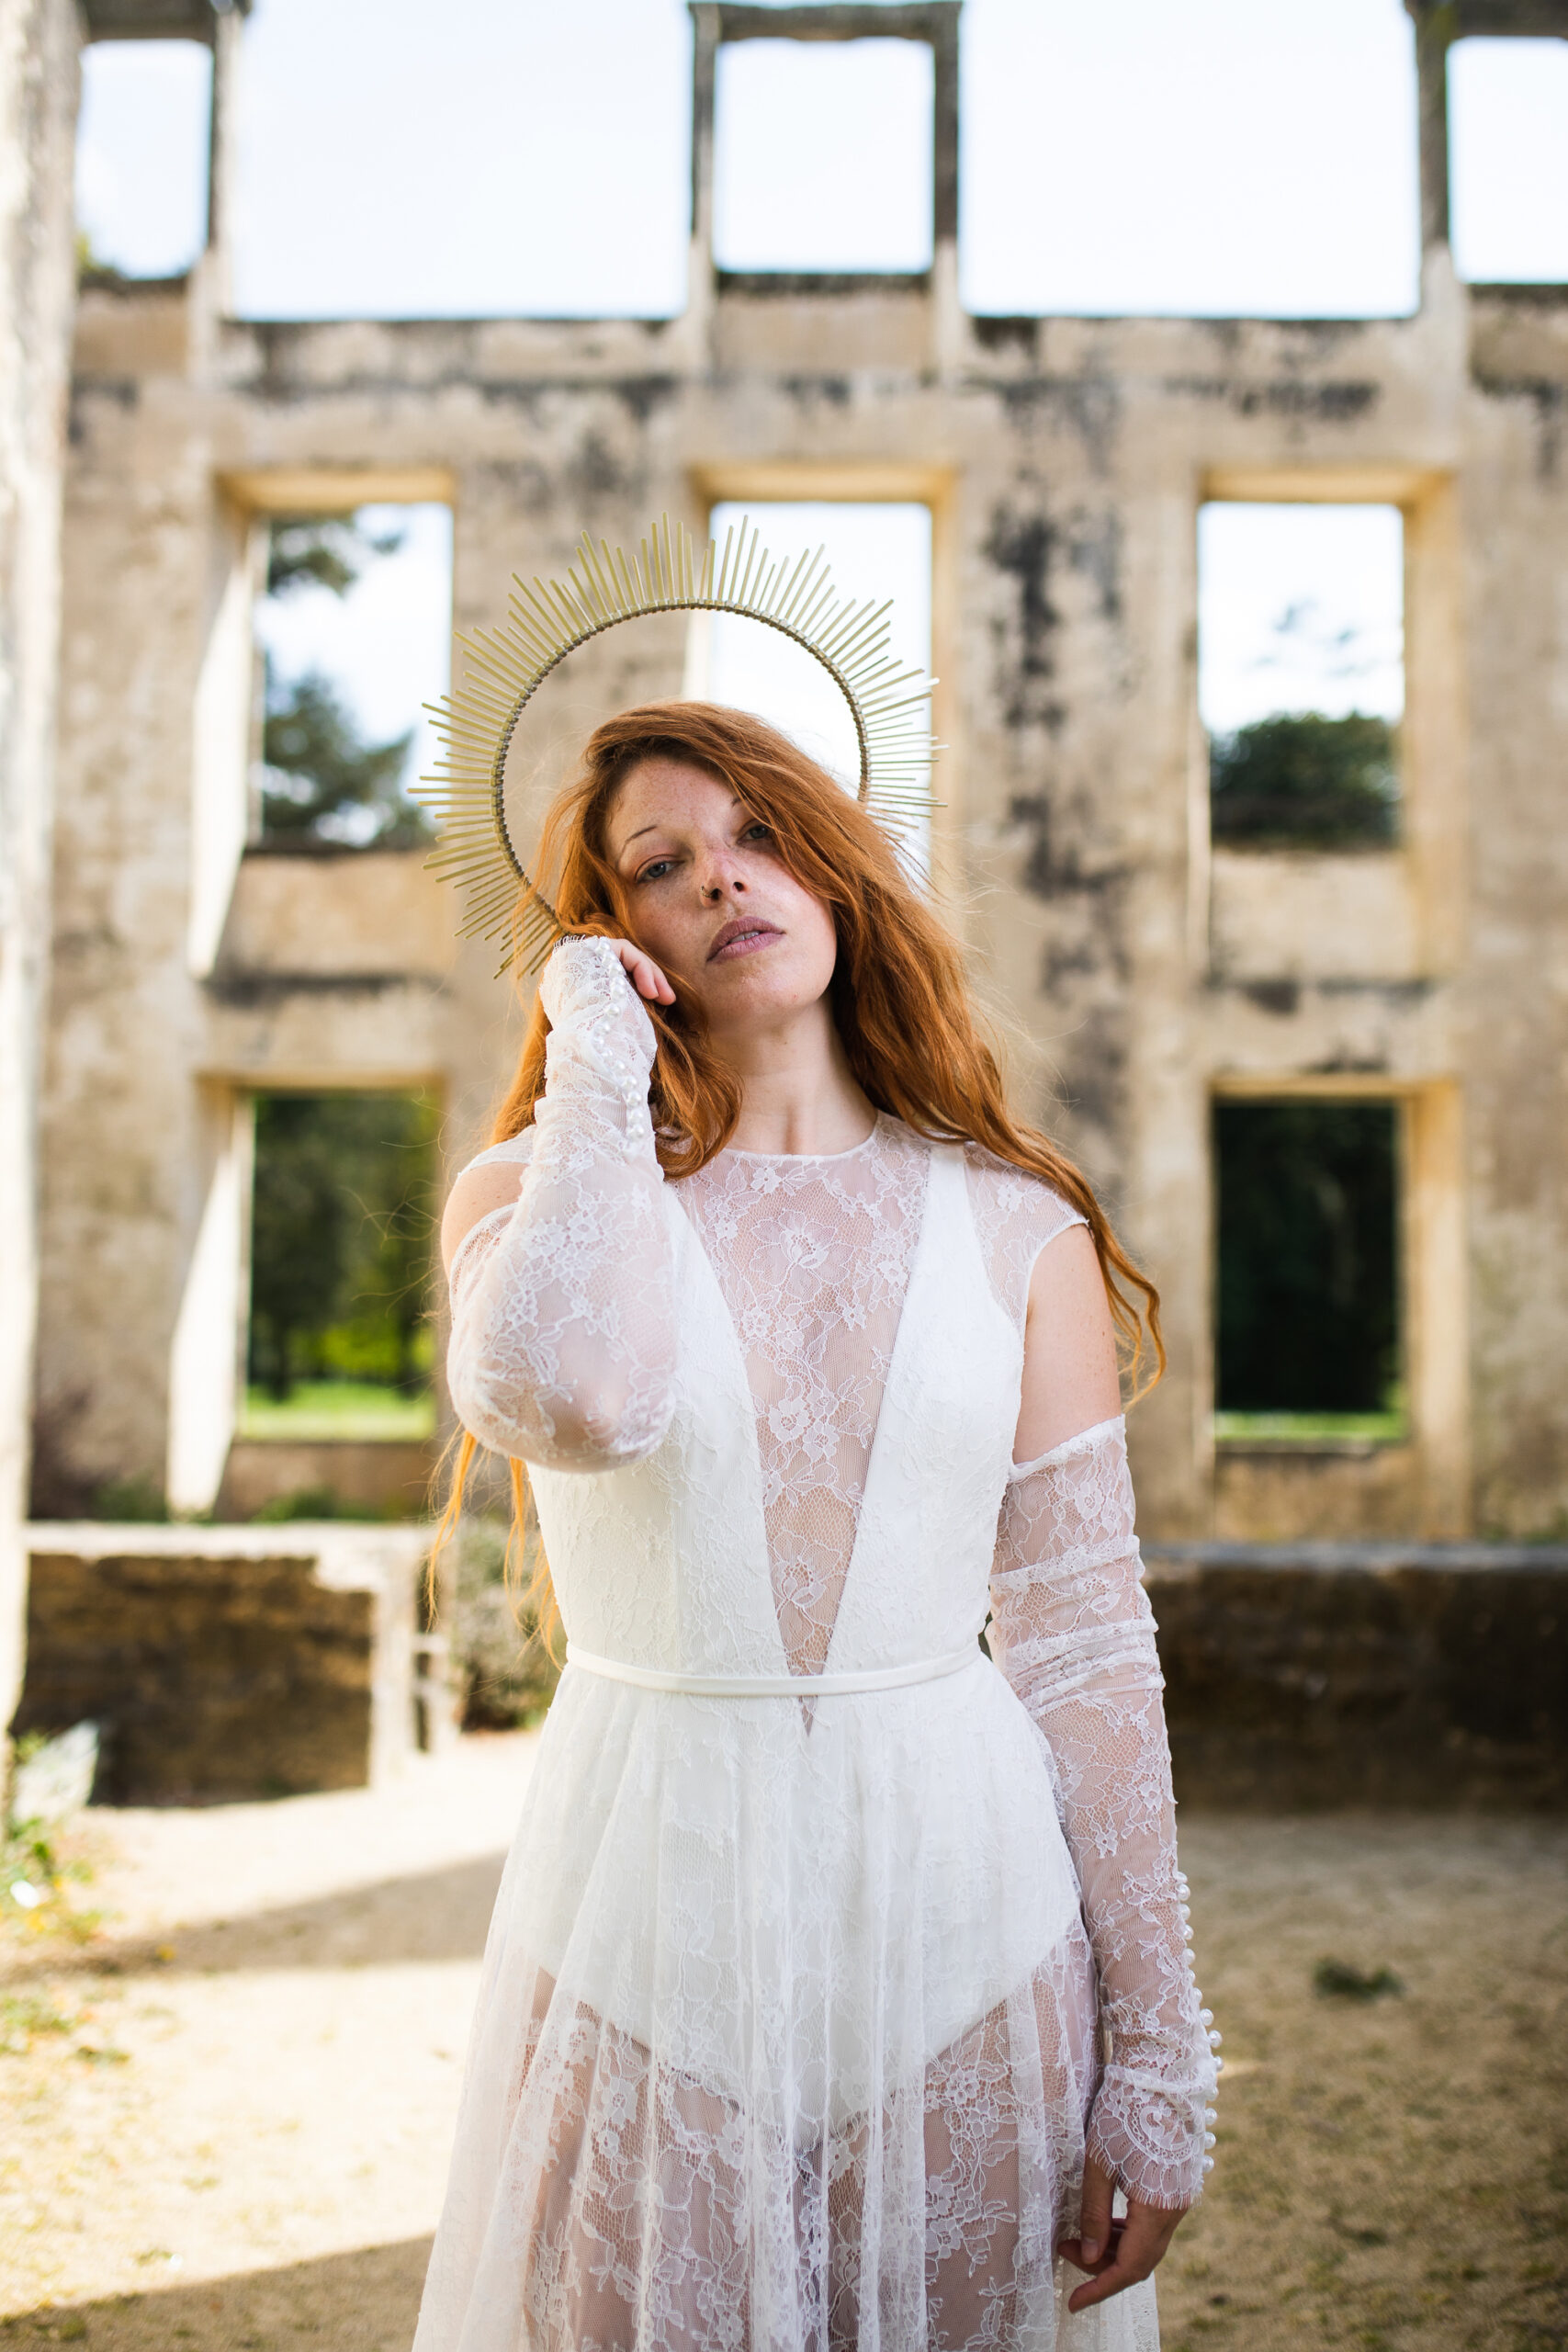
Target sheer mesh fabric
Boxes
[677,1120,927,1677]
[447,938,676,1471]
[425,938,1212,2351]
[989,1424,1219,2211]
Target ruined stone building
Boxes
[4,0,1568,1749]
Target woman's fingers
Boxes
[610,938,676,1005]
[1061,2156,1115,2270]
[1063,2199,1187,2313]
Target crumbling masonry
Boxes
[3,0,1568,1750]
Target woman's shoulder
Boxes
[960,1138,1083,1234]
[441,1130,536,1274]
[458,1131,536,1179]
[958,1140,1090,1329]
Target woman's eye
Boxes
[637,858,674,884]
[740,821,772,845]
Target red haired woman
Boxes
[414,704,1217,2352]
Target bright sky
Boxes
[692,504,933,787]
[254,505,453,786]
[77,0,1568,314]
[75,7,1559,771]
[1197,506,1404,737]
[1448,39,1568,283]
[714,39,934,275]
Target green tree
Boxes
[1210,712,1399,850]
[258,514,433,849]
[248,1092,439,1401]
[260,671,426,847]
[1215,1101,1399,1414]
[266,514,404,600]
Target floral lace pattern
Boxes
[676,1122,929,1676]
[989,1420,1220,2210]
[425,937,1213,2348]
[447,937,677,1469]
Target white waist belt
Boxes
[565,1642,981,1698]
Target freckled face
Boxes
[605,758,839,1035]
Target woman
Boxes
[415,701,1218,2352]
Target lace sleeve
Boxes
[446,935,677,1470]
[988,1417,1219,2209]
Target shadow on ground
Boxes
[4,1853,507,1984]
[0,2237,432,2349]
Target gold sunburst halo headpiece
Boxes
[413,512,939,975]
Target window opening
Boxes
[1199,503,1404,852]
[690,500,932,815]
[75,39,211,280]
[1449,38,1568,284]
[234,3,689,321]
[960,0,1419,319]
[243,1091,439,1451]
[714,40,934,275]
[252,503,451,852]
[1214,1099,1404,1445]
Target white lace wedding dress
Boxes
[414,937,1218,2352]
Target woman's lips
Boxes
[707,921,782,964]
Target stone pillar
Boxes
[0,0,82,1756]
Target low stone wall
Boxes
[14,1523,430,1803]
[217,1441,438,1521]
[1146,1543,1568,1810]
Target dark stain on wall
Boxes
[468,458,554,514]
[971,316,1040,358]
[1163,377,1381,424]
[1053,1002,1128,1157]
[67,379,140,445]
[1472,374,1566,480]
[1067,506,1122,627]
[1194,316,1375,363]
[566,428,633,509]
[985,507,1065,734]
[1242,979,1302,1015]
[975,371,1122,472]
[986,494,1125,734]
[1009,792,1128,904]
[778,374,853,409]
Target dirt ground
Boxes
[1,1737,1563,2352]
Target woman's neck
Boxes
[715,1000,875,1158]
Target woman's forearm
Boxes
[447,936,678,1468]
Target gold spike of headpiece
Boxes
[414,513,938,974]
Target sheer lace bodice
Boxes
[673,1121,1082,1679]
[426,939,1216,2352]
[451,942,1087,1684]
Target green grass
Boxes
[1213,1408,1408,1446]
[239,1381,435,1442]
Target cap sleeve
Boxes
[963,1144,1089,1340]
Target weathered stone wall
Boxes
[15,1523,426,1801]
[216,1437,438,1521]
[1147,1544,1568,1810]
[0,0,81,1756]
[21,3,1568,1552]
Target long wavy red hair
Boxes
[435,701,1162,1630]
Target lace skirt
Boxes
[413,1659,1160,2352]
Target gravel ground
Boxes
[1,1739,1563,2351]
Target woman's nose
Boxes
[700,866,746,903]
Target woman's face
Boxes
[604,757,839,1039]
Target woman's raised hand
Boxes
[602,936,676,1006]
[1058,2157,1189,2312]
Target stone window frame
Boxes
[1208,1071,1471,1539]
[216,463,457,864]
[180,468,457,1517]
[1195,466,1466,982]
